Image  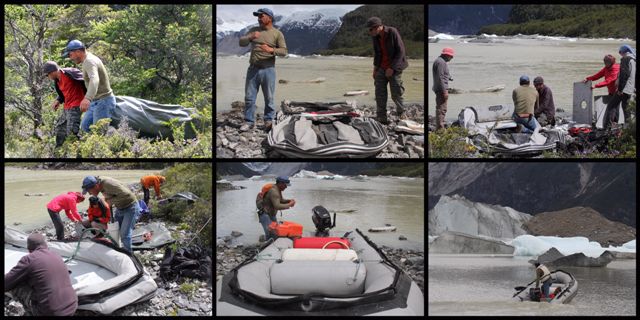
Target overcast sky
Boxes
[217,5,362,25]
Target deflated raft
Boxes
[267,114,389,158]
[4,226,157,314]
[216,229,424,316]
[513,270,578,304]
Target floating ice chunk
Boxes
[511,235,636,257]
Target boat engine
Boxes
[312,205,336,237]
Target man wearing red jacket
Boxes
[43,61,87,148]
[583,54,620,95]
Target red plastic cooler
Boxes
[293,237,351,249]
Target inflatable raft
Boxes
[4,227,157,314]
[216,229,424,315]
[267,113,389,158]
[513,270,578,304]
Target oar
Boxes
[512,278,537,297]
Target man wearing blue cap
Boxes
[512,75,540,133]
[239,8,288,132]
[62,40,115,133]
[256,176,295,241]
[604,44,636,129]
[81,176,140,252]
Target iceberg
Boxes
[510,235,636,258]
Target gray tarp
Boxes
[112,96,197,139]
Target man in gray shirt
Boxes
[63,40,116,133]
[432,47,454,130]
[604,44,636,129]
[239,8,287,132]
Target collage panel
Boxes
[216,4,425,159]
[427,4,636,159]
[216,162,424,315]
[428,162,636,316]
[4,4,213,159]
[4,162,213,316]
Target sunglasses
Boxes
[369,27,378,31]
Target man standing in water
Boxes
[367,17,408,125]
[432,47,454,130]
[239,8,288,132]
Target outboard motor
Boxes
[312,205,336,237]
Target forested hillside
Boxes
[320,5,424,58]
[5,5,213,158]
[480,5,636,39]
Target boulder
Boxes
[530,248,615,268]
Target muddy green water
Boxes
[4,167,159,231]
[428,38,637,120]
[216,176,424,250]
[216,55,425,112]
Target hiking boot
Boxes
[239,123,255,132]
[264,121,273,132]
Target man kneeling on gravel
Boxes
[5,233,78,316]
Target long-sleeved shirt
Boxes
[98,176,137,209]
[140,175,164,195]
[512,85,539,115]
[586,63,620,95]
[262,186,291,218]
[46,192,82,221]
[372,26,408,72]
[82,52,113,101]
[239,26,287,68]
[432,56,450,93]
[617,53,636,95]
[5,245,78,316]
[535,84,555,119]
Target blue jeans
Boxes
[541,278,552,298]
[513,112,539,133]
[115,201,141,252]
[244,65,276,124]
[258,212,277,241]
[81,95,116,132]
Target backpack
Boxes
[255,183,275,212]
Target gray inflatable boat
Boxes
[216,229,424,315]
[5,227,157,314]
[513,270,578,304]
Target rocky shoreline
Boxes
[216,102,425,158]
[216,234,424,294]
[5,220,212,316]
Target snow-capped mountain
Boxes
[216,8,348,56]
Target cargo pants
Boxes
[374,68,405,122]
[54,106,82,147]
